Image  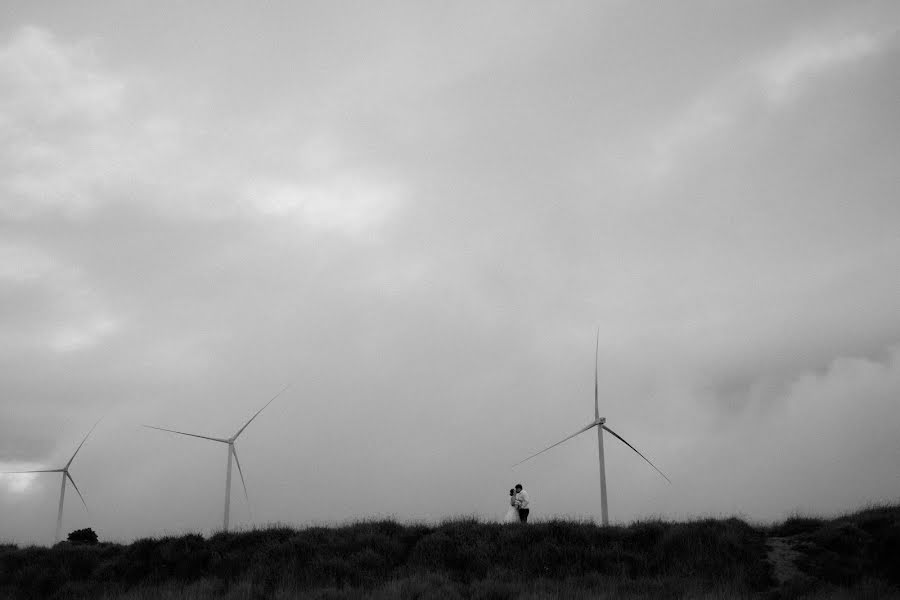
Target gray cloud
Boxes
[1,2,899,545]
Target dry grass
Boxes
[1,504,898,599]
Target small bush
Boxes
[67,528,99,545]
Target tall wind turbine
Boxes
[1,419,101,542]
[514,332,670,525]
[144,385,289,531]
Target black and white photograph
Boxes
[1,1,898,598]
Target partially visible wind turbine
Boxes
[1,419,101,542]
[143,385,290,531]
[514,331,670,525]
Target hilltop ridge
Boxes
[1,503,898,599]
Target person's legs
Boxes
[520,509,530,523]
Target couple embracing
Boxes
[503,483,530,523]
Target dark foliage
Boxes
[771,516,824,537]
[0,505,897,599]
[66,528,99,546]
[780,505,900,589]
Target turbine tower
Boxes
[144,385,289,531]
[1,419,101,542]
[514,331,670,525]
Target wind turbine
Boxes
[1,419,101,542]
[143,385,289,531]
[514,332,670,525]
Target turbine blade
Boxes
[594,328,600,421]
[66,472,89,513]
[231,446,251,518]
[232,384,290,440]
[0,469,64,474]
[143,425,228,444]
[601,424,672,484]
[65,418,102,469]
[513,422,598,467]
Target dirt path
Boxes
[766,536,809,587]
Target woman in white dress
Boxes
[503,488,519,523]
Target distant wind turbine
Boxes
[514,332,670,525]
[143,385,290,531]
[1,419,101,542]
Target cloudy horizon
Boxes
[1,1,899,546]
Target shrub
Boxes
[872,523,900,584]
[67,528,99,545]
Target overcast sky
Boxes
[1,1,899,545]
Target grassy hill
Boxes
[1,504,898,599]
